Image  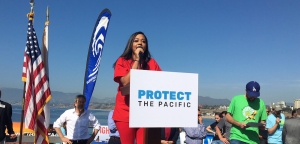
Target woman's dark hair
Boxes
[113,31,152,69]
[215,112,223,118]
[221,111,227,116]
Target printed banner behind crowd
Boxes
[83,8,112,109]
[6,124,214,144]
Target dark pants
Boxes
[260,138,268,144]
[230,140,247,144]
[108,136,121,144]
[70,139,88,144]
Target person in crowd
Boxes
[0,89,16,144]
[53,95,100,144]
[291,110,297,118]
[226,81,267,144]
[48,124,57,136]
[179,128,186,144]
[47,124,57,144]
[267,107,271,115]
[112,31,162,144]
[61,122,67,135]
[108,110,121,144]
[206,112,224,144]
[282,108,300,143]
[221,111,227,117]
[161,128,179,144]
[266,104,285,144]
[216,111,232,144]
[258,107,270,144]
[184,109,207,144]
[93,125,101,143]
[55,122,67,144]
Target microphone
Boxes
[139,51,143,67]
[137,46,144,69]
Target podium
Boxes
[121,70,198,144]
[121,84,161,144]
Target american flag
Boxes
[22,19,52,144]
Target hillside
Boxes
[1,87,232,105]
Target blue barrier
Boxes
[91,134,214,144]
[92,141,108,144]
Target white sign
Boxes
[93,126,110,143]
[130,70,198,127]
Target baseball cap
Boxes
[246,81,260,97]
[274,104,282,111]
[274,105,282,111]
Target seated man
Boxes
[184,109,207,144]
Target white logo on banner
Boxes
[87,16,109,84]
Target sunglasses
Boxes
[198,114,202,116]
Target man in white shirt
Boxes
[54,95,100,144]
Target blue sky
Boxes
[0,0,299,104]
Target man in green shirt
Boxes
[226,81,268,144]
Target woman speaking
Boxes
[112,31,161,144]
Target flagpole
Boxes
[19,1,34,144]
[43,5,51,130]
[47,6,49,21]
[28,0,34,22]
[19,83,26,144]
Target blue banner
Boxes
[91,134,214,144]
[83,9,112,109]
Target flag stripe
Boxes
[24,56,35,130]
[36,111,49,144]
[22,55,29,81]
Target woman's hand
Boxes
[134,47,144,60]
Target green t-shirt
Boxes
[227,95,267,144]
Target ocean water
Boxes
[11,105,111,125]
[12,105,216,126]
